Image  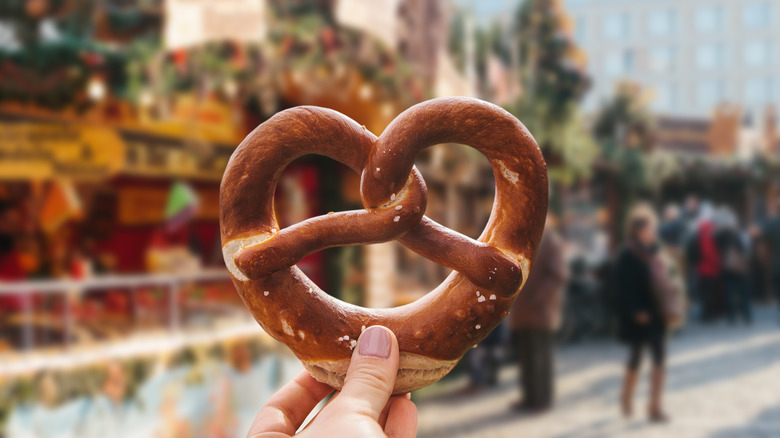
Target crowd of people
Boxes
[659,195,774,325]
[465,194,780,423]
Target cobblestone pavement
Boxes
[415,307,780,438]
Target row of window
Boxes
[577,2,773,41]
[601,42,775,76]
[651,79,776,112]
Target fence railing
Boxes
[0,269,236,351]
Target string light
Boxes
[87,76,106,101]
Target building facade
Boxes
[565,0,780,119]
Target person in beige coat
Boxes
[509,215,568,412]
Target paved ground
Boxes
[415,307,780,438]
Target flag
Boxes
[39,180,82,233]
[165,180,199,232]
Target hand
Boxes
[635,312,650,325]
[248,326,417,438]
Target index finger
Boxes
[247,370,333,437]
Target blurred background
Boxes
[1,0,780,437]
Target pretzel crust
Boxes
[220,97,548,394]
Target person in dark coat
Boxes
[615,210,668,422]
[715,212,752,324]
[696,220,722,321]
[682,196,702,319]
[509,214,567,412]
[762,202,780,320]
[659,204,686,248]
[464,319,505,393]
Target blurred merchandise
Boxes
[0,334,303,438]
[1,1,457,435]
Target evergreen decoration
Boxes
[592,83,657,191]
[508,0,596,183]
[0,0,424,118]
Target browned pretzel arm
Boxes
[399,217,523,297]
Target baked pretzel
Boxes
[220,97,548,394]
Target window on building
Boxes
[696,44,725,70]
[694,5,724,32]
[623,49,635,73]
[743,2,771,28]
[652,83,677,113]
[647,10,676,36]
[604,49,634,76]
[744,40,773,67]
[604,52,622,76]
[649,47,675,72]
[603,13,630,39]
[697,80,726,109]
[744,78,774,105]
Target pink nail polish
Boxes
[359,326,391,358]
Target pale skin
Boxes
[247,326,417,438]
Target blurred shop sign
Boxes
[118,187,168,226]
[164,0,267,49]
[0,123,124,180]
[709,103,741,157]
[121,131,232,181]
[118,186,219,226]
[169,94,238,143]
[136,94,243,144]
[335,0,399,48]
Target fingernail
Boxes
[359,326,391,358]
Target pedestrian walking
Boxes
[615,207,669,422]
[509,214,567,413]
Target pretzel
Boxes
[220,97,548,394]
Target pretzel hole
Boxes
[274,154,369,305]
[393,143,496,302]
[274,154,426,307]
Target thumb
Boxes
[334,325,399,421]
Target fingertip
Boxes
[294,369,335,396]
[384,396,418,438]
[248,370,333,436]
[378,394,407,428]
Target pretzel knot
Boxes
[220,97,548,394]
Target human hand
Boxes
[247,326,417,438]
[635,312,650,325]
